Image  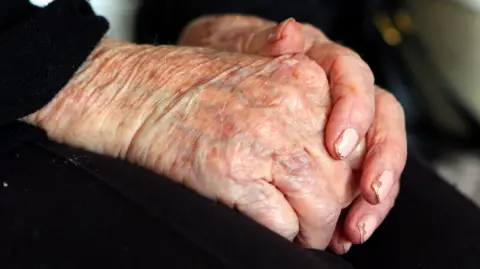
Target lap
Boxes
[0,137,348,269]
[345,151,480,268]
[1,135,479,268]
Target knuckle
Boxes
[390,140,407,161]
[302,23,317,32]
[280,153,313,175]
[272,149,323,194]
[302,23,325,39]
[377,89,396,103]
[370,129,388,147]
[275,149,314,175]
[370,134,406,163]
[332,45,358,58]
[331,54,374,87]
[352,93,375,120]
[376,89,403,114]
[280,89,307,111]
[333,48,369,73]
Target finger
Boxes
[272,148,342,249]
[360,88,407,205]
[234,179,300,241]
[329,220,353,255]
[346,137,367,170]
[307,42,375,160]
[245,18,305,56]
[344,182,400,244]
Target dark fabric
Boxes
[136,0,367,45]
[344,149,480,268]
[0,127,351,269]
[1,128,479,269]
[0,0,108,149]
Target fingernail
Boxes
[371,170,395,203]
[335,128,359,159]
[341,241,352,254]
[358,215,377,243]
[267,18,295,42]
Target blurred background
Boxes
[32,0,480,205]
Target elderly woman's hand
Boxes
[180,15,407,253]
[25,39,360,250]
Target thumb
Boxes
[245,18,306,56]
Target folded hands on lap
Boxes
[24,14,406,255]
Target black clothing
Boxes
[0,0,108,151]
[136,0,368,46]
[2,140,479,269]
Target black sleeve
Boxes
[0,0,108,127]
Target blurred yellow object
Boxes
[394,10,414,33]
[374,12,402,46]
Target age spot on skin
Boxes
[292,70,300,79]
[148,71,156,80]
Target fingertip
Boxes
[344,215,363,244]
[267,17,296,42]
[360,145,399,205]
[357,214,377,243]
[344,185,399,244]
[329,226,353,255]
[329,240,352,255]
[260,18,305,56]
[343,198,369,244]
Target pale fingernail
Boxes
[341,241,352,254]
[267,18,295,42]
[358,215,377,243]
[335,128,359,159]
[372,170,395,203]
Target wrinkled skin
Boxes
[180,15,407,254]
[26,40,360,250]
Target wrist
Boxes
[24,39,177,156]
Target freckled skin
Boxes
[178,14,407,254]
[25,39,358,248]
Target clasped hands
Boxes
[26,15,407,254]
